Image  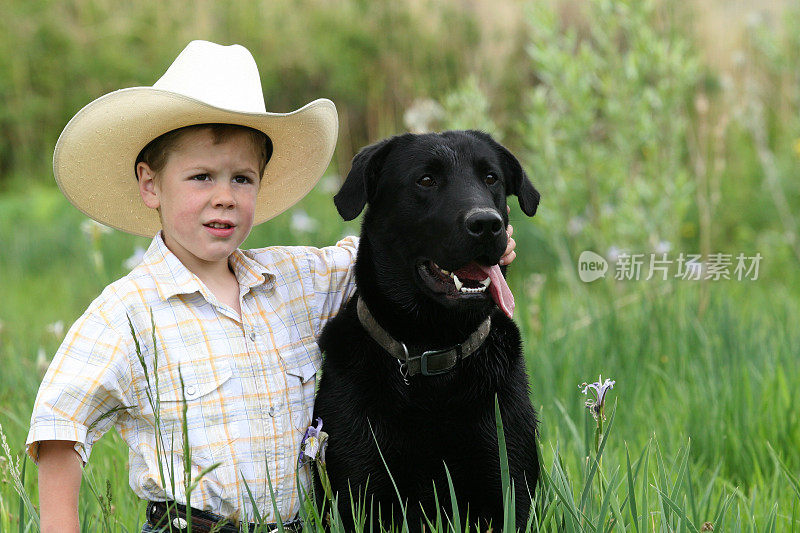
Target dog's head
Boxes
[335,131,539,320]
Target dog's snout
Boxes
[465,209,504,239]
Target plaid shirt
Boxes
[27,232,358,522]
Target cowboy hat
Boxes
[54,40,338,237]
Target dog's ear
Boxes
[467,130,540,217]
[334,137,397,221]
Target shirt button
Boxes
[268,405,276,417]
[249,331,256,341]
[185,385,197,397]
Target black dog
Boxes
[312,130,540,530]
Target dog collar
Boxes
[356,297,492,380]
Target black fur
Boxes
[314,131,541,531]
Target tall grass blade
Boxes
[16,459,26,533]
[494,395,511,497]
[0,421,39,529]
[241,475,268,530]
[494,395,515,532]
[668,441,690,504]
[685,458,698,528]
[699,463,721,524]
[625,444,639,533]
[639,438,651,533]
[596,466,619,531]
[579,403,617,513]
[368,420,409,533]
[542,456,591,531]
[713,492,735,531]
[444,463,462,533]
[262,462,285,533]
[766,442,800,501]
[653,485,698,532]
[503,480,516,533]
[554,398,583,450]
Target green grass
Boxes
[1,187,799,531]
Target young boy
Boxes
[28,41,517,532]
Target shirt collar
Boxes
[141,232,273,301]
[229,247,273,291]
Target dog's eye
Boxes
[485,173,498,185]
[417,175,436,188]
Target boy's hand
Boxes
[499,206,517,266]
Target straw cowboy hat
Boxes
[54,40,338,237]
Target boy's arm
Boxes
[38,440,82,533]
[309,235,360,334]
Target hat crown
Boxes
[153,40,267,114]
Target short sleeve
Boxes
[308,235,359,335]
[26,312,135,464]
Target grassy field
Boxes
[1,186,798,531]
[2,0,800,530]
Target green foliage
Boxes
[522,0,700,267]
[1,186,799,529]
[0,0,484,188]
[2,0,800,530]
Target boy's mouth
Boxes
[204,221,235,229]
[203,220,236,237]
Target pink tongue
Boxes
[454,263,515,319]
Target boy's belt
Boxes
[146,500,303,533]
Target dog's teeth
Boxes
[480,277,491,287]
[453,274,463,291]
[459,286,488,294]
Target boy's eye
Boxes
[233,175,255,184]
[191,173,210,181]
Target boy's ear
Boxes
[334,136,399,221]
[137,162,161,210]
[466,130,540,216]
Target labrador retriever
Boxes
[312,130,540,531]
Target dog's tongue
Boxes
[454,263,515,319]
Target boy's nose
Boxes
[212,182,236,208]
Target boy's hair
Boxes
[135,123,273,179]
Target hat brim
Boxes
[54,88,338,237]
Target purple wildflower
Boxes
[298,417,329,467]
[580,375,615,420]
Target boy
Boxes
[28,41,517,533]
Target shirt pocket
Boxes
[281,342,320,432]
[151,358,240,463]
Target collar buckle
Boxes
[416,345,461,376]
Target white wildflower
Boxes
[80,219,112,242]
[45,321,65,339]
[607,246,623,263]
[290,210,319,234]
[403,98,445,134]
[655,240,672,254]
[123,246,147,270]
[319,175,341,195]
[37,347,50,376]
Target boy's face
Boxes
[137,128,261,273]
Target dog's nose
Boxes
[465,210,504,239]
